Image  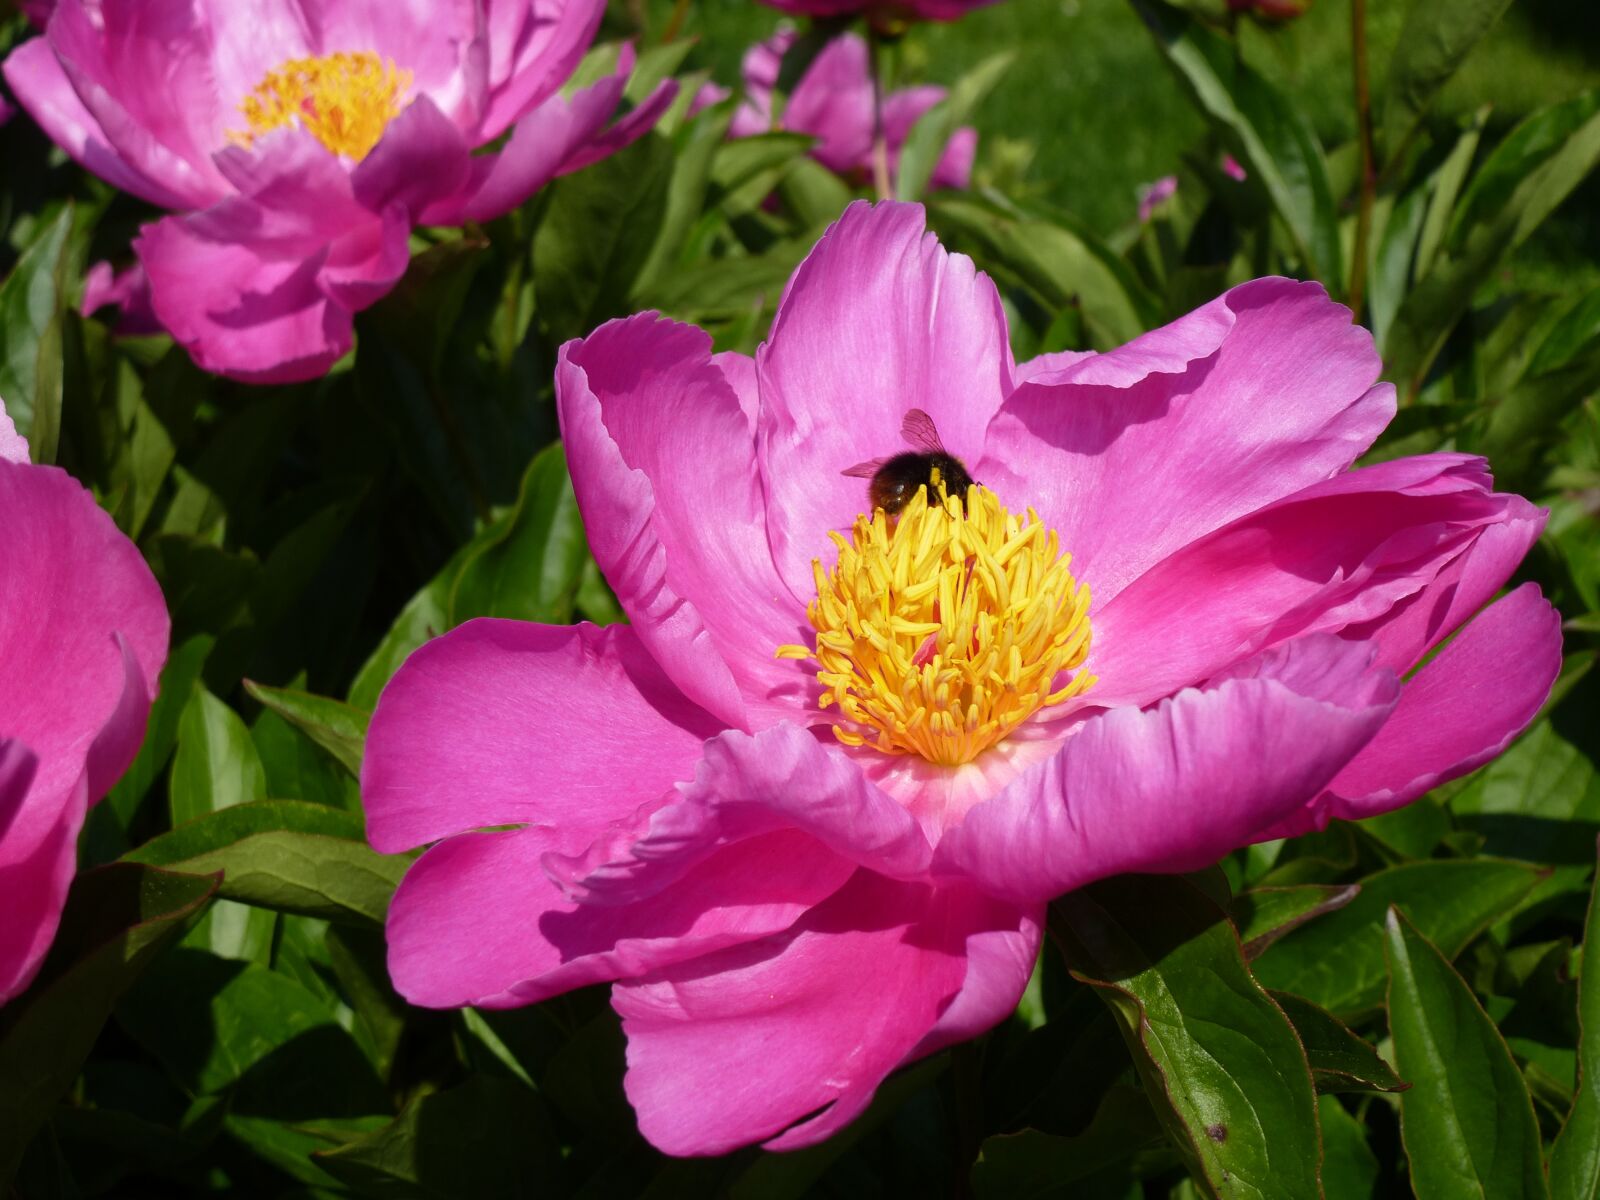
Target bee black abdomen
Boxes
[867,451,975,516]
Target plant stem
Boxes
[662,0,690,44]
[868,30,893,201]
[1348,0,1376,315]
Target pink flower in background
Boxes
[3,0,677,384]
[0,399,169,1005]
[1228,0,1310,18]
[1137,174,1178,222]
[713,31,975,193]
[759,0,1000,24]
[362,201,1560,1155]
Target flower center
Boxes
[778,483,1095,767]
[230,52,413,161]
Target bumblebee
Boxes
[842,409,975,515]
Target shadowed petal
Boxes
[933,635,1398,904]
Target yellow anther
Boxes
[777,485,1095,766]
[230,52,413,161]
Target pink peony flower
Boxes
[722,31,974,193]
[758,0,1000,24]
[0,398,169,1005]
[2,0,678,384]
[362,202,1561,1155]
[1229,0,1310,18]
[1137,174,1179,222]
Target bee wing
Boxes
[900,408,946,453]
[841,457,890,479]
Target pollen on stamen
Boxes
[229,51,414,161]
[775,484,1094,767]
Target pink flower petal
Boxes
[757,201,1013,595]
[555,74,678,178]
[1316,583,1562,824]
[82,259,163,336]
[0,407,28,464]
[978,277,1394,605]
[362,618,722,855]
[296,0,481,129]
[47,0,232,206]
[2,37,200,209]
[0,448,167,1003]
[351,95,473,218]
[784,34,873,174]
[932,635,1398,904]
[614,872,1014,1156]
[1087,453,1526,709]
[556,314,807,729]
[543,721,934,907]
[190,1,315,106]
[135,213,351,385]
[386,825,853,1008]
[476,0,607,142]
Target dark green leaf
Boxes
[1270,991,1407,1094]
[1230,883,1360,958]
[244,680,369,777]
[1385,906,1548,1199]
[0,203,78,463]
[1379,0,1513,166]
[1051,875,1321,1199]
[1252,859,1544,1018]
[1550,837,1600,1200]
[635,98,737,294]
[104,634,214,836]
[1318,1095,1380,1200]
[971,1086,1169,1199]
[1131,0,1341,282]
[449,442,588,626]
[533,133,674,343]
[0,864,217,1185]
[317,1075,559,1199]
[1449,720,1600,867]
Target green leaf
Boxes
[449,442,588,626]
[0,863,217,1186]
[1550,837,1600,1200]
[1388,92,1600,393]
[1384,906,1549,1200]
[928,192,1154,348]
[0,203,79,463]
[1252,858,1544,1018]
[1318,1096,1380,1200]
[243,680,368,777]
[971,1086,1169,1199]
[169,682,267,826]
[635,98,737,295]
[1379,0,1513,167]
[1270,991,1406,1094]
[1050,875,1321,1199]
[317,1075,559,1199]
[104,634,214,836]
[896,52,1013,203]
[1229,883,1360,958]
[1131,0,1341,282]
[117,949,387,1113]
[1449,720,1600,867]
[533,132,674,343]
[127,800,403,924]
[1411,110,1486,284]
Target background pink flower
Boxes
[2,0,677,384]
[0,399,170,1005]
[361,201,1560,1156]
[758,0,1001,24]
[722,31,974,192]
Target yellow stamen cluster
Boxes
[778,484,1094,767]
[231,52,413,161]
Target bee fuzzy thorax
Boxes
[777,484,1095,767]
